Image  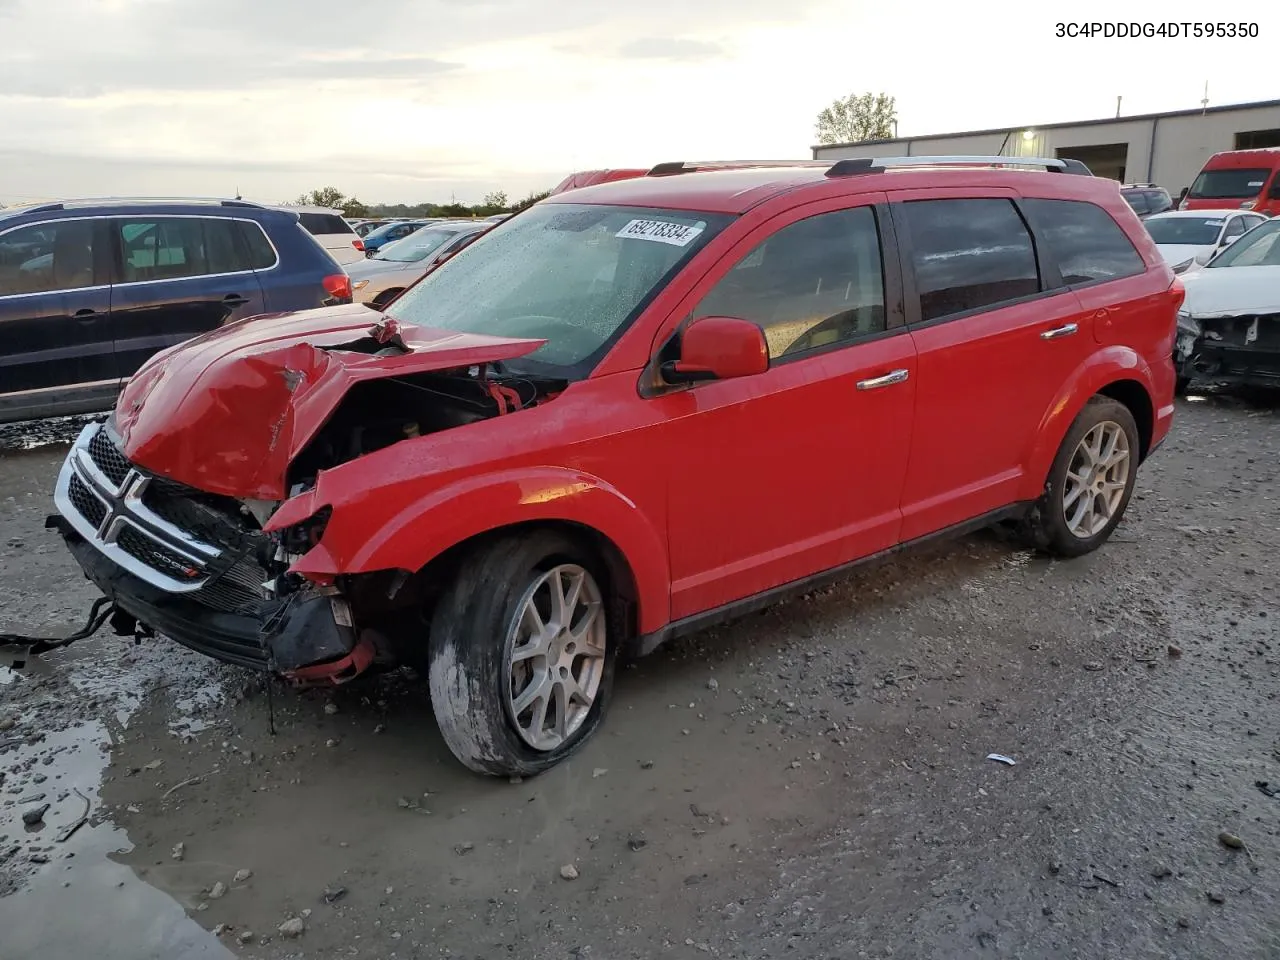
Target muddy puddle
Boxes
[0,640,237,960]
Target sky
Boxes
[0,0,1276,206]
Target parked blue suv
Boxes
[0,198,353,424]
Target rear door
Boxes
[108,215,267,380]
[0,218,116,416]
[892,192,1094,540]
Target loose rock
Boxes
[323,702,339,715]
[238,930,254,944]
[208,881,227,900]
[592,768,608,779]
[560,863,580,881]
[706,677,719,691]
[22,803,50,826]
[455,842,475,855]
[233,868,252,882]
[1167,645,1183,658]
[1207,891,1226,905]
[278,916,305,938]
[1151,865,1172,879]
[1083,662,1104,672]
[1218,831,1244,850]
[171,842,185,861]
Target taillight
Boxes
[323,274,353,301]
[352,238,365,252]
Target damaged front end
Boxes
[47,421,378,683]
[48,314,559,685]
[1176,309,1280,387]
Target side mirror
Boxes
[661,316,768,384]
[1220,234,1239,247]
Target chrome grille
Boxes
[87,426,131,488]
[55,423,224,594]
[115,524,203,584]
[67,473,107,529]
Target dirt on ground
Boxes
[1,393,1278,960]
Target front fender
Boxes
[294,467,671,635]
[1020,346,1155,501]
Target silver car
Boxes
[346,221,490,308]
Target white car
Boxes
[1144,209,1268,274]
[266,205,366,265]
[346,221,490,307]
[1174,216,1280,390]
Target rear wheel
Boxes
[427,532,617,776]
[1026,396,1140,557]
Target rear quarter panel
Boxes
[260,221,344,312]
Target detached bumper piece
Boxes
[50,422,374,684]
[1180,313,1280,387]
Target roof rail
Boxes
[825,156,1094,177]
[647,160,826,177]
[8,196,268,211]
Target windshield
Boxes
[387,202,732,375]
[1207,218,1280,268]
[375,228,463,263]
[1146,217,1224,246]
[1188,168,1270,199]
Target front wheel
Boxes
[1026,396,1140,558]
[427,532,617,776]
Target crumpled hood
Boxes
[113,305,545,500]
[1180,266,1280,318]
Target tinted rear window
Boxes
[236,221,278,269]
[1020,199,1145,285]
[297,213,355,235]
[901,198,1040,322]
[1188,168,1271,199]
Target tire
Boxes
[427,532,618,776]
[1025,396,1140,558]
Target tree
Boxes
[293,187,368,218]
[511,189,551,212]
[482,190,508,210]
[814,92,898,145]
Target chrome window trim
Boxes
[0,213,281,302]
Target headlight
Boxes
[1176,311,1200,335]
[352,279,369,291]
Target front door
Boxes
[651,198,918,620]
[0,218,117,417]
[108,216,266,380]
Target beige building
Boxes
[811,98,1280,196]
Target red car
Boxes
[1180,147,1280,216]
[50,157,1183,776]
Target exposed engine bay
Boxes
[48,338,564,687]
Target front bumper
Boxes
[50,422,374,682]
[1177,313,1280,387]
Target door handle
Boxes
[222,294,250,307]
[1040,323,1079,340]
[856,368,910,391]
[73,308,102,321]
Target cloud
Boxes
[0,53,459,99]
[617,38,725,61]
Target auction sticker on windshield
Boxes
[616,219,705,246]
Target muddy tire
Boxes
[427,532,618,776]
[1025,396,1140,558]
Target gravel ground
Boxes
[0,393,1278,960]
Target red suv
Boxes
[49,157,1183,776]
